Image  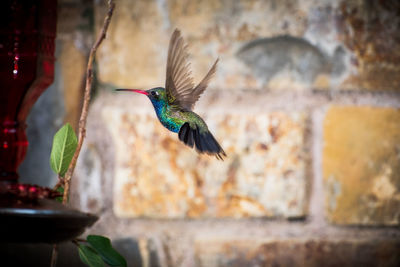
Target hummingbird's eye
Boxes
[151,91,158,97]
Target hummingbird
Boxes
[116,29,226,160]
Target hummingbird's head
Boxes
[146,87,167,102]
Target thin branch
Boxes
[62,0,115,204]
[51,2,115,266]
[50,244,58,267]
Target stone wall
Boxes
[55,0,400,266]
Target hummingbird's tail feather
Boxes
[178,123,226,160]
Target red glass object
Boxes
[0,0,98,244]
[0,0,56,184]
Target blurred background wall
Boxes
[20,0,400,266]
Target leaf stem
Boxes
[72,239,80,247]
[74,238,87,243]
[53,176,65,191]
[62,0,115,205]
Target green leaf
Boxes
[87,235,127,267]
[78,244,105,267]
[55,186,64,203]
[50,123,77,177]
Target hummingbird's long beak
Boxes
[115,89,149,95]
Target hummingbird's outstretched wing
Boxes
[165,29,218,110]
[165,29,194,110]
[191,58,218,108]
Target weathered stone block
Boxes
[103,95,307,218]
[95,0,310,90]
[323,106,400,225]
[336,1,400,91]
[195,238,400,267]
[96,0,400,91]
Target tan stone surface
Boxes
[95,0,167,89]
[195,238,400,267]
[95,0,332,90]
[102,95,307,218]
[57,0,93,128]
[59,40,86,129]
[96,0,400,91]
[323,106,400,225]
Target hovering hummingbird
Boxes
[116,29,226,160]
